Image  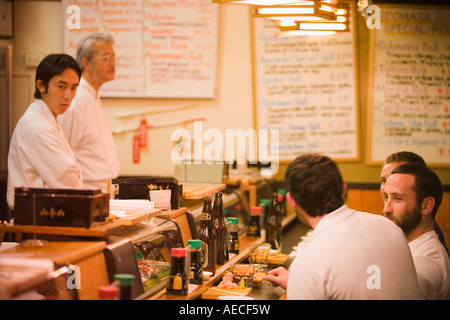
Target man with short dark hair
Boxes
[264,153,420,299]
[7,54,83,210]
[384,163,450,299]
[380,151,448,251]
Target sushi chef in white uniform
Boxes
[7,54,83,210]
[59,33,120,193]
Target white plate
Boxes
[203,271,213,279]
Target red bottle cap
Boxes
[250,206,261,215]
[98,286,119,299]
[171,248,187,257]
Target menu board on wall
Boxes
[368,5,450,165]
[252,3,359,162]
[62,0,218,98]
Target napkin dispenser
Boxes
[13,187,109,228]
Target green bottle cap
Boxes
[278,189,287,196]
[135,250,144,259]
[227,217,238,224]
[259,199,270,206]
[188,239,202,248]
[114,274,135,286]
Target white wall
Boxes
[11,1,253,177]
[14,1,450,185]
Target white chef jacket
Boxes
[287,205,421,300]
[409,230,450,300]
[7,99,83,209]
[58,77,120,192]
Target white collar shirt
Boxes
[7,99,83,209]
[58,77,120,192]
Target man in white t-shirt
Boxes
[384,163,450,300]
[380,151,448,251]
[7,54,83,210]
[264,153,421,299]
[59,33,119,193]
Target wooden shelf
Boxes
[182,183,226,200]
[4,209,163,241]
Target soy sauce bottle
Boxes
[227,217,240,254]
[277,189,287,217]
[247,206,261,238]
[114,274,135,300]
[167,248,188,295]
[188,239,204,285]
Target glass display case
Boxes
[109,215,186,299]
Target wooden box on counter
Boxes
[112,176,182,210]
[14,187,109,228]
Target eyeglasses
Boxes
[93,54,118,63]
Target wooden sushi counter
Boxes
[1,181,294,300]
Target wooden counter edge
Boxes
[4,221,125,240]
[2,241,107,266]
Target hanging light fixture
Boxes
[251,1,339,22]
[273,3,349,36]
[212,0,348,36]
[212,0,326,5]
[213,0,338,14]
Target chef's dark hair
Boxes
[286,153,344,217]
[34,54,82,99]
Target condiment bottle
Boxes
[227,217,240,254]
[259,199,270,229]
[114,274,135,300]
[196,198,216,274]
[277,189,287,217]
[98,285,119,300]
[247,206,261,238]
[265,193,282,253]
[213,192,228,264]
[167,248,188,295]
[188,239,204,285]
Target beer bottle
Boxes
[213,192,228,264]
[197,198,216,274]
[265,193,282,252]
